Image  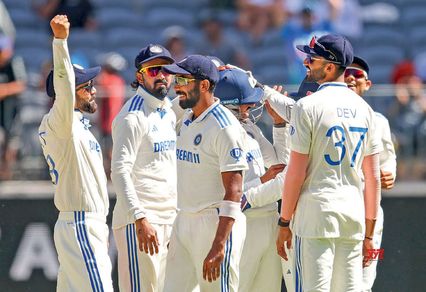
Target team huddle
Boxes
[39,15,396,292]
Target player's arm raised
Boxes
[203,170,244,282]
[48,15,75,136]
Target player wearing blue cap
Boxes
[162,55,248,292]
[276,34,382,292]
[215,68,294,292]
[345,56,396,292]
[110,44,177,292]
[38,15,113,291]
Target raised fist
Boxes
[50,15,70,39]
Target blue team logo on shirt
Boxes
[194,134,202,145]
[230,148,243,161]
[290,125,296,135]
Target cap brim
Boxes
[353,56,369,74]
[296,44,317,55]
[240,87,264,104]
[162,63,192,75]
[76,66,101,85]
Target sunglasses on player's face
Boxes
[174,76,196,86]
[76,80,94,92]
[138,65,167,77]
[345,67,368,80]
[306,55,324,64]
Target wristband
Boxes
[219,200,241,219]
[278,217,290,227]
[365,236,373,240]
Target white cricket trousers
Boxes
[163,209,246,292]
[239,212,282,292]
[54,211,113,292]
[113,223,172,292]
[295,236,363,292]
[361,207,384,292]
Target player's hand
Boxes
[276,226,292,261]
[203,243,225,282]
[380,170,395,189]
[272,85,288,96]
[260,164,285,183]
[50,15,70,39]
[135,218,160,255]
[265,100,286,125]
[362,237,374,268]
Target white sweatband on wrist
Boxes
[219,200,241,219]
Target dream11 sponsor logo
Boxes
[365,248,384,261]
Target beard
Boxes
[76,94,97,113]
[178,86,200,109]
[306,66,326,83]
[147,79,170,100]
[80,100,97,113]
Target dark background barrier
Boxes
[0,192,425,291]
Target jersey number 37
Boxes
[324,126,368,167]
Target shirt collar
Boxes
[193,99,221,123]
[136,86,171,111]
[74,110,91,130]
[317,82,348,91]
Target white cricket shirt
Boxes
[111,87,177,229]
[290,82,381,240]
[176,100,248,212]
[241,122,279,216]
[243,123,291,210]
[375,112,397,177]
[38,38,109,216]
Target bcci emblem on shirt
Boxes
[194,134,202,145]
[230,147,243,162]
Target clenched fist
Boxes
[50,15,70,39]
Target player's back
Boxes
[291,83,380,239]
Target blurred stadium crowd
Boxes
[0,0,425,181]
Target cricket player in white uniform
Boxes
[215,68,294,292]
[111,44,177,292]
[344,56,397,292]
[161,55,248,292]
[38,15,113,292]
[276,34,382,292]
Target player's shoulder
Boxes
[116,95,147,119]
[113,97,149,128]
[375,111,389,122]
[207,103,240,130]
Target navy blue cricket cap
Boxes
[46,64,101,98]
[296,34,354,67]
[294,76,320,98]
[134,44,174,69]
[162,54,219,83]
[206,55,225,67]
[215,68,264,105]
[352,56,370,75]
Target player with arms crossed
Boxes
[276,34,381,292]
[345,56,396,291]
[39,15,113,291]
[111,44,177,292]
[162,55,248,292]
